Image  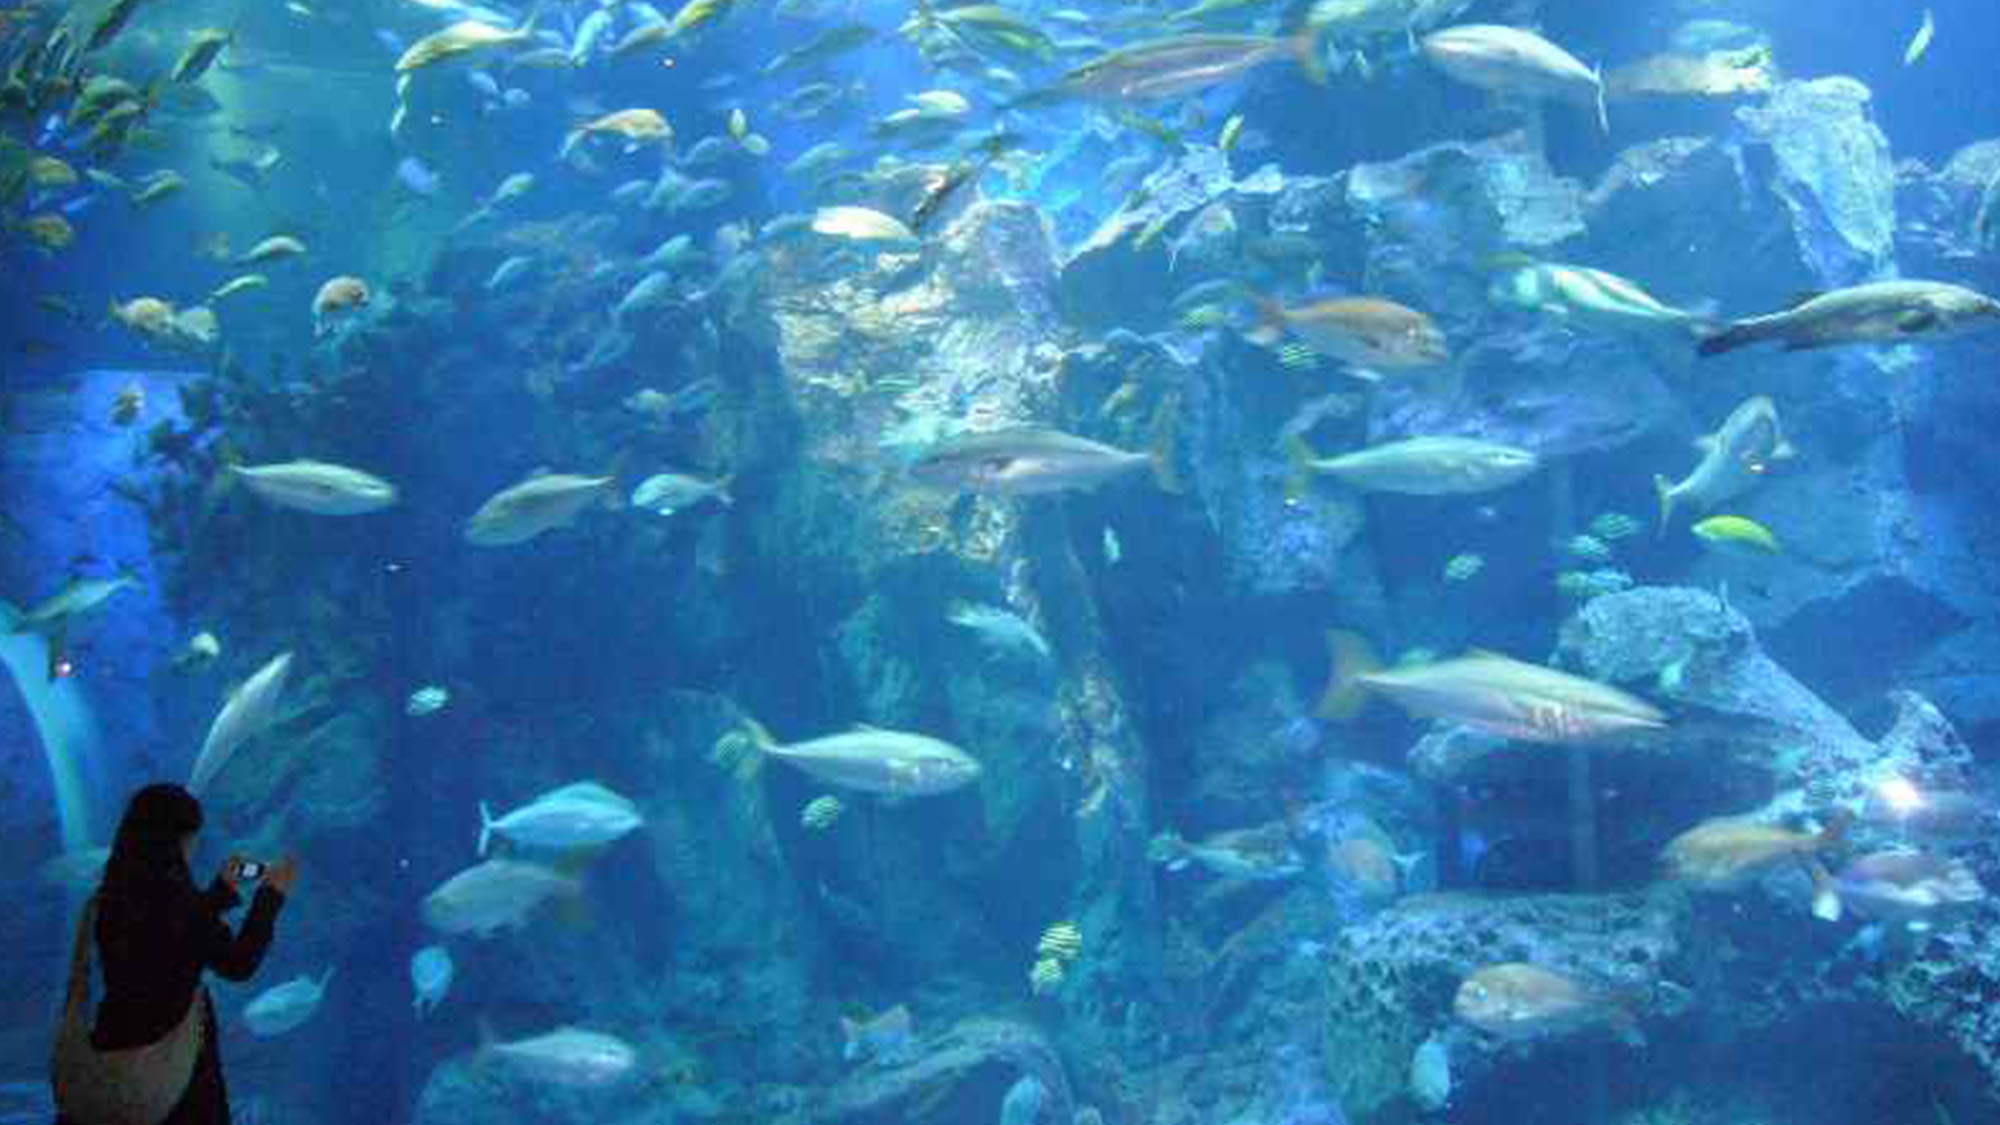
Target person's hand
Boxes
[265,856,300,896]
[220,854,249,893]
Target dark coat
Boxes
[60,877,285,1125]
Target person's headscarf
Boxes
[100,783,204,899]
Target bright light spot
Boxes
[1876,775,1924,815]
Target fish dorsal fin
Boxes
[1463,647,1511,662]
[1693,435,1717,454]
[1784,290,1824,309]
[527,466,552,478]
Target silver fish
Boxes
[1653,396,1793,531]
[463,473,616,546]
[1423,24,1605,132]
[422,859,580,936]
[1698,280,2000,356]
[227,460,399,515]
[716,716,982,796]
[910,426,1173,496]
[188,650,295,796]
[1286,435,1538,496]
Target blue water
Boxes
[7,1,2000,1123]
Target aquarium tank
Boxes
[6,0,2000,1121]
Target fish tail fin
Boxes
[1593,63,1608,134]
[1807,858,1842,922]
[1695,320,1757,358]
[715,474,736,506]
[478,801,495,858]
[1317,629,1380,722]
[1282,435,1316,503]
[1246,293,1285,347]
[710,717,774,784]
[1146,832,1188,869]
[839,1017,861,1059]
[1291,25,1326,85]
[1147,395,1184,494]
[1652,475,1674,537]
[1770,437,1798,463]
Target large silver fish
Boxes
[1037,31,1323,104]
[1817,850,1984,925]
[1422,24,1606,132]
[227,460,399,515]
[421,859,580,936]
[1697,280,2000,356]
[910,426,1175,496]
[478,782,645,856]
[486,1027,637,1088]
[463,473,616,546]
[0,573,137,679]
[715,716,982,795]
[188,650,294,796]
[1653,395,1793,531]
[1286,435,1539,496]
[1320,631,1666,743]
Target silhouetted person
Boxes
[53,783,297,1125]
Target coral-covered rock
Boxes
[815,1019,1072,1125]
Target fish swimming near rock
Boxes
[242,969,334,1037]
[1661,811,1849,906]
[396,18,537,73]
[629,472,732,516]
[840,1004,915,1064]
[478,782,645,857]
[1653,395,1793,532]
[1490,258,1712,339]
[1150,825,1304,881]
[1813,850,1984,926]
[0,574,139,680]
[1422,24,1606,132]
[1696,280,2000,357]
[422,858,581,937]
[484,1026,637,1088]
[1319,631,1666,743]
[464,472,618,546]
[1454,963,1643,1045]
[1284,435,1539,497]
[1247,294,1449,378]
[1692,514,1781,556]
[1030,30,1325,105]
[224,460,399,515]
[714,715,982,796]
[411,945,454,1017]
[187,650,294,796]
[947,602,1051,660]
[910,426,1178,496]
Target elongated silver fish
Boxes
[1038,31,1324,103]
[228,460,399,515]
[1423,24,1605,132]
[1286,435,1538,496]
[188,650,295,796]
[715,716,982,795]
[487,1027,637,1088]
[1320,631,1665,743]
[910,426,1176,496]
[1697,280,2000,356]
[422,859,580,936]
[464,473,615,546]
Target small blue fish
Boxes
[396,156,441,197]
